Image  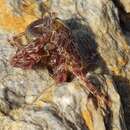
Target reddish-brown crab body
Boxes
[10,15,110,106]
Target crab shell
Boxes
[10,15,70,69]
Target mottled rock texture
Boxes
[118,0,130,13]
[0,0,130,130]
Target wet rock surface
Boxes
[0,0,130,130]
[0,32,126,130]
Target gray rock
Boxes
[0,39,126,130]
[0,0,129,130]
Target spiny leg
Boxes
[70,64,111,107]
[8,32,26,49]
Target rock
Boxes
[118,0,130,13]
[74,1,130,129]
[0,38,126,130]
[0,0,41,33]
[0,0,129,130]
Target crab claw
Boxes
[10,49,42,69]
[10,39,46,69]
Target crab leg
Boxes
[69,64,110,106]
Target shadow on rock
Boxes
[65,18,109,73]
[113,75,130,130]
